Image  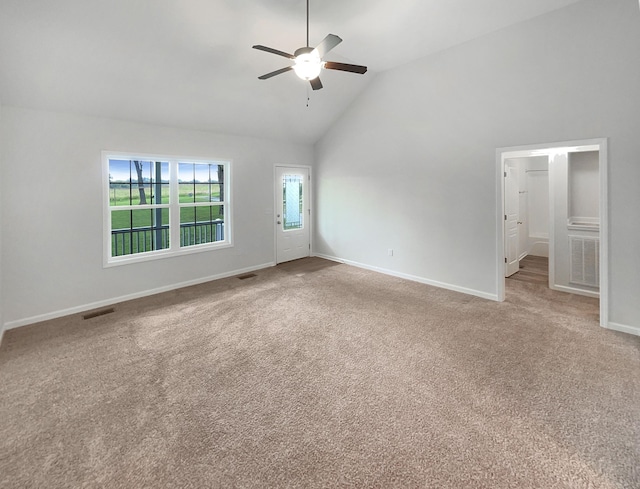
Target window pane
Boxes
[210,183,223,202]
[111,209,132,231]
[150,162,170,204]
[178,162,196,184]
[180,205,224,247]
[178,162,222,204]
[180,206,194,224]
[283,174,303,230]
[109,182,131,207]
[194,183,211,203]
[109,159,131,206]
[131,160,151,206]
[154,183,170,205]
[193,164,210,183]
[111,208,169,257]
[179,183,194,204]
[109,159,169,206]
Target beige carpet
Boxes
[1,258,638,488]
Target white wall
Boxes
[0,101,4,344]
[569,151,599,222]
[314,0,640,330]
[1,107,313,328]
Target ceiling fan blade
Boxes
[252,45,295,59]
[310,77,323,91]
[324,61,368,75]
[258,66,293,80]
[313,34,342,58]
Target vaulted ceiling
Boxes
[0,0,584,144]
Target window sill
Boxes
[103,241,233,268]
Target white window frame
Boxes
[102,151,232,267]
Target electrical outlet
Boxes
[388,249,394,256]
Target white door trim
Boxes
[274,164,313,264]
[504,161,520,277]
[495,138,608,327]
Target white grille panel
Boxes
[569,235,599,288]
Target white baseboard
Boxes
[4,261,276,331]
[313,253,499,301]
[550,283,599,299]
[605,321,640,337]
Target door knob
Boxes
[517,221,523,224]
[277,221,281,224]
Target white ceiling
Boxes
[0,0,584,144]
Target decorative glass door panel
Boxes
[283,174,303,230]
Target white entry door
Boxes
[504,161,520,277]
[275,166,310,264]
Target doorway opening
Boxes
[496,139,608,327]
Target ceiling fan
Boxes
[252,0,367,90]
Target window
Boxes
[103,152,231,266]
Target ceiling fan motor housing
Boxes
[293,47,322,80]
[294,47,314,57]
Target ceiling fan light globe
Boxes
[293,52,322,80]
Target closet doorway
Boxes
[496,139,608,326]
